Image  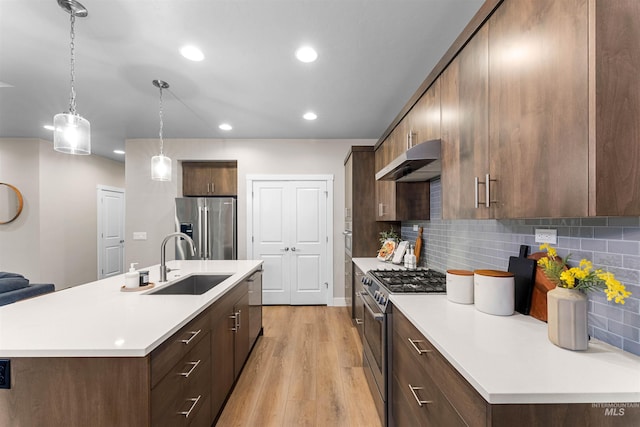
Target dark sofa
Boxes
[0,272,55,306]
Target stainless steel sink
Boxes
[148,274,232,295]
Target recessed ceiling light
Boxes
[303,112,317,121]
[180,45,204,61]
[219,123,232,131]
[295,46,318,63]
[43,125,55,131]
[113,150,125,155]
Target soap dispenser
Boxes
[125,263,140,289]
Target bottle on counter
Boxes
[404,245,417,270]
[125,263,140,289]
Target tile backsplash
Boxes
[401,179,640,356]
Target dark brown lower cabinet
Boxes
[390,305,640,427]
[0,272,262,427]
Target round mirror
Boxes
[0,183,24,224]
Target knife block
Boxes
[527,252,560,322]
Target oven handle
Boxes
[358,291,384,321]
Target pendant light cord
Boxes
[158,86,164,155]
[69,13,77,115]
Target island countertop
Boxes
[0,260,262,358]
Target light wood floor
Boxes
[216,305,383,427]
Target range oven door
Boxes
[359,289,385,422]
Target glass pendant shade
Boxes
[151,153,172,181]
[53,113,91,155]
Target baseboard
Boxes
[333,297,348,307]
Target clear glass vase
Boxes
[547,286,588,350]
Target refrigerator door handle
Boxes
[204,206,210,259]
[197,207,203,259]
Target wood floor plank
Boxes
[282,399,317,427]
[217,305,379,427]
[214,337,276,427]
[341,367,384,427]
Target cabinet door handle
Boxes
[178,395,201,418]
[486,173,497,207]
[237,309,241,329]
[408,384,432,407]
[378,203,384,217]
[408,338,432,355]
[474,176,480,209]
[178,360,201,378]
[178,329,201,345]
[354,318,363,325]
[230,314,238,331]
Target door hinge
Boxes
[324,191,328,197]
[326,236,328,242]
[324,282,328,288]
[252,236,254,243]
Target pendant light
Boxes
[151,80,171,181]
[53,0,90,155]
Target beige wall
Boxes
[0,139,42,280]
[125,138,376,302]
[0,138,125,289]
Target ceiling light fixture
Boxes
[180,45,205,62]
[219,123,232,131]
[151,80,172,181]
[53,0,90,155]
[295,46,318,63]
[303,112,318,121]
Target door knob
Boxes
[291,247,296,252]
[282,247,289,252]
[119,240,125,244]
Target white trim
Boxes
[333,297,348,307]
[246,174,335,306]
[97,186,125,280]
[246,174,335,182]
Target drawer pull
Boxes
[408,338,432,355]
[355,318,363,325]
[408,384,432,407]
[178,329,201,345]
[178,360,201,378]
[178,395,201,418]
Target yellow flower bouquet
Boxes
[537,244,631,304]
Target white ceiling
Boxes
[0,0,484,161]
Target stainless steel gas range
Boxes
[358,268,446,426]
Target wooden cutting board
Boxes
[527,252,559,322]
[414,227,423,264]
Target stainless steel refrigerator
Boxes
[175,197,237,260]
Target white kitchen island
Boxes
[0,259,263,427]
[0,259,261,357]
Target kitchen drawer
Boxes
[392,306,487,426]
[151,310,210,388]
[392,325,466,427]
[152,332,211,427]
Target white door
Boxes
[252,180,328,305]
[97,186,125,279]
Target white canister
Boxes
[446,270,474,304]
[474,270,515,316]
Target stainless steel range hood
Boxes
[375,139,441,182]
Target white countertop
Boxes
[0,260,262,358]
[391,294,640,404]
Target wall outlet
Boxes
[535,229,557,244]
[412,224,419,231]
[0,359,10,389]
[133,232,147,240]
